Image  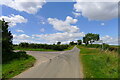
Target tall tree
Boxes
[57,42,61,45]
[77,40,82,45]
[83,37,88,46]
[83,33,100,45]
[19,42,29,48]
[1,19,13,53]
[69,41,75,45]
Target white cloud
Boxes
[13,34,36,44]
[40,20,45,24]
[72,12,81,17]
[1,0,46,14]
[13,34,30,39]
[12,32,84,44]
[48,16,79,33]
[0,14,27,27]
[74,1,118,20]
[16,29,24,33]
[101,35,118,45]
[40,28,45,32]
[74,0,119,2]
[101,23,105,26]
[41,21,45,24]
[32,32,85,43]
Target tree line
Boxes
[14,43,69,51]
[14,33,100,51]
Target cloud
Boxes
[92,35,118,45]
[32,32,85,43]
[0,14,27,27]
[74,0,119,2]
[48,16,79,33]
[13,34,118,45]
[101,23,105,26]
[13,34,35,44]
[16,29,24,33]
[74,1,118,20]
[13,34,30,39]
[40,20,46,24]
[40,28,45,32]
[1,0,46,14]
[72,12,81,17]
[101,35,118,45]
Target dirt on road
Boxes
[15,46,83,78]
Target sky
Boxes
[0,0,119,45]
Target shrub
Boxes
[14,43,70,51]
[2,51,28,64]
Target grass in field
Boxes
[14,46,74,51]
[77,46,118,78]
[2,55,36,79]
[64,46,74,51]
[14,48,56,51]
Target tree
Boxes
[69,41,75,45]
[19,42,29,48]
[83,33,100,45]
[57,42,61,45]
[1,19,13,53]
[83,37,88,46]
[77,40,82,45]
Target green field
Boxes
[14,48,57,51]
[77,46,118,78]
[63,46,74,51]
[2,55,36,79]
[13,46,74,51]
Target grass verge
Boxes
[14,48,56,51]
[64,46,74,51]
[77,46,118,78]
[14,46,74,51]
[2,54,36,79]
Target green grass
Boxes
[14,48,56,51]
[2,55,36,79]
[14,46,74,51]
[77,46,118,78]
[64,46,74,51]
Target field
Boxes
[14,48,57,51]
[77,46,118,78]
[13,44,74,51]
[13,43,71,51]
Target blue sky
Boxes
[1,1,118,45]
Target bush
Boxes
[84,44,118,52]
[14,43,70,51]
[2,51,28,64]
[86,44,102,48]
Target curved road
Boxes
[15,46,83,78]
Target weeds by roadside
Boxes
[77,46,118,78]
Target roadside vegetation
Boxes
[13,43,70,51]
[1,19,36,79]
[2,51,36,79]
[77,45,118,78]
[76,33,118,78]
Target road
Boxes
[15,46,83,78]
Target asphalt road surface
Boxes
[15,46,83,78]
